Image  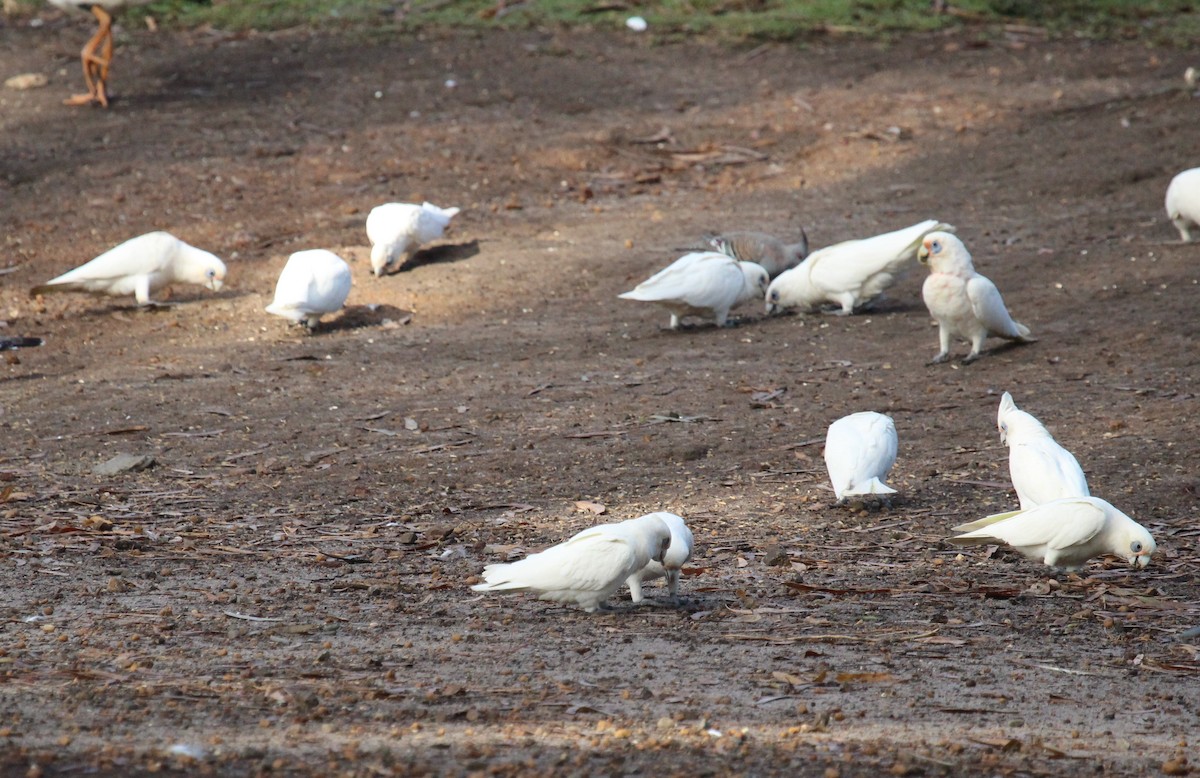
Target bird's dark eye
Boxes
[769,291,779,302]
[1131,541,1143,553]
[206,269,216,278]
[931,240,942,253]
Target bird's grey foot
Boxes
[926,352,951,365]
[961,352,982,365]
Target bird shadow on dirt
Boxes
[319,304,414,334]
[393,240,482,273]
[50,298,213,320]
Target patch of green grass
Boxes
[10,0,1200,44]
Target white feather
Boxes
[365,201,460,277]
[625,512,694,602]
[619,252,769,329]
[1165,167,1200,242]
[766,220,951,315]
[31,231,226,306]
[471,514,671,613]
[919,231,1035,363]
[264,250,353,329]
[948,496,1155,571]
[823,412,898,501]
[997,391,1089,511]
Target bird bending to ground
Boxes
[48,0,154,107]
[365,202,461,277]
[619,252,769,329]
[824,412,898,502]
[766,220,952,316]
[992,391,1088,512]
[706,230,808,278]
[0,337,44,351]
[471,513,671,613]
[31,231,225,306]
[265,250,353,331]
[625,512,694,604]
[1165,167,1200,242]
[948,496,1155,571]
[919,231,1035,363]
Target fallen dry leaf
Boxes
[835,672,897,684]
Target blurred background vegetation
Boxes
[4,0,1199,43]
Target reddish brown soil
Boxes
[2,14,1199,777]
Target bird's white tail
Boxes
[950,509,1022,534]
[845,478,897,497]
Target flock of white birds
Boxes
[29,201,461,329]
[21,165,1200,614]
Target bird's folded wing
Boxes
[367,205,420,244]
[1010,442,1089,503]
[621,254,734,304]
[965,276,1024,337]
[47,240,168,284]
[983,499,1107,549]
[549,534,638,590]
[951,509,1022,534]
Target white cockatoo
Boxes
[706,230,809,278]
[824,412,898,501]
[766,220,953,316]
[366,201,461,277]
[31,231,226,306]
[994,391,1089,511]
[264,249,353,330]
[471,513,671,613]
[1165,167,1200,242]
[625,512,694,603]
[918,231,1035,363]
[948,496,1156,571]
[619,252,769,329]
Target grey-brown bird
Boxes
[705,230,808,278]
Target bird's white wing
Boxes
[620,253,738,306]
[1010,440,1089,507]
[808,220,950,296]
[860,415,899,479]
[825,414,896,498]
[415,203,460,243]
[1166,169,1200,219]
[43,232,176,285]
[366,204,421,245]
[270,252,350,312]
[823,423,856,499]
[965,275,1027,338]
[966,498,1108,550]
[476,529,636,592]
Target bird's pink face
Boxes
[917,234,947,266]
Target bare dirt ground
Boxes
[1,14,1199,777]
